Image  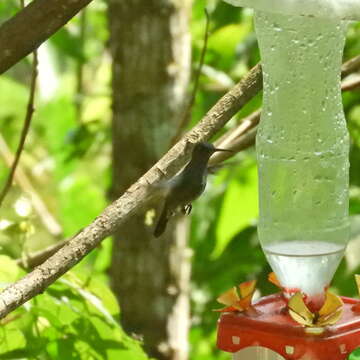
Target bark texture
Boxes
[0,0,92,74]
[108,1,192,359]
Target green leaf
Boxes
[50,28,86,62]
[0,3,18,20]
[35,96,76,158]
[70,271,119,316]
[59,176,106,235]
[21,274,150,360]
[59,276,118,325]
[213,160,258,258]
[349,348,360,360]
[207,23,252,69]
[0,77,28,145]
[0,322,26,355]
[0,255,21,286]
[47,337,77,359]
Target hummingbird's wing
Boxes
[207,160,238,174]
[154,201,170,237]
[207,164,224,174]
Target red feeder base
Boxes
[217,293,360,360]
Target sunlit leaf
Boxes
[0,324,26,355]
[0,255,21,285]
[213,161,258,258]
[50,28,86,61]
[70,269,119,316]
[207,23,252,69]
[349,347,360,360]
[60,276,117,326]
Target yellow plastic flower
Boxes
[288,291,343,328]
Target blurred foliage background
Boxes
[0,0,360,359]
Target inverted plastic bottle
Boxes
[223,0,360,307]
[256,12,349,307]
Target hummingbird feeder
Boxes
[216,0,360,359]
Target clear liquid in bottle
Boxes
[264,240,344,308]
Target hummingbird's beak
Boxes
[214,147,233,152]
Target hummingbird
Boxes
[153,142,232,237]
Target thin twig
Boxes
[215,109,260,148]
[0,135,62,236]
[171,8,210,145]
[0,48,38,207]
[0,314,22,325]
[16,229,83,269]
[341,75,360,92]
[209,110,261,166]
[341,55,360,79]
[187,9,210,120]
[75,8,87,122]
[16,238,69,269]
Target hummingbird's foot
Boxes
[183,204,192,215]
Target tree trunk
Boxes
[108,1,191,359]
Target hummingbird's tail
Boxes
[154,206,169,237]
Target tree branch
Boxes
[209,110,260,166]
[0,64,263,319]
[341,55,360,79]
[16,238,69,269]
[341,75,360,92]
[0,50,38,207]
[0,0,92,75]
